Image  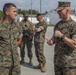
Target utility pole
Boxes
[40,0,42,13]
[31,0,32,22]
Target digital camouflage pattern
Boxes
[54,65,76,75]
[34,21,47,43]
[34,21,47,64]
[21,20,34,32]
[20,20,34,58]
[58,1,70,7]
[0,66,20,75]
[55,1,70,12]
[54,18,76,75]
[0,20,23,75]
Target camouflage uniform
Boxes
[54,18,76,75]
[34,21,47,64]
[0,20,23,75]
[20,20,33,60]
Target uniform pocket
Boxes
[2,51,12,67]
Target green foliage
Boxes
[0,10,3,18]
[17,9,38,15]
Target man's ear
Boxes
[5,11,9,15]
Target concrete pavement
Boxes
[18,27,55,75]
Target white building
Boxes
[15,11,76,24]
[15,14,51,24]
[70,15,76,22]
[44,9,76,24]
[15,14,38,24]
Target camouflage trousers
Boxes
[0,65,21,75]
[20,36,33,58]
[34,42,46,64]
[54,64,76,75]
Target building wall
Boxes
[70,15,76,22]
[16,16,38,24]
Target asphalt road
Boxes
[18,26,55,75]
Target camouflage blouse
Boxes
[0,20,23,67]
[34,21,47,43]
[54,18,76,67]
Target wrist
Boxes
[61,34,65,40]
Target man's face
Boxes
[36,16,42,21]
[57,8,67,20]
[6,6,17,20]
[24,16,28,20]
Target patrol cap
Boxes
[55,1,71,11]
[23,13,29,17]
[36,13,42,17]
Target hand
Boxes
[33,28,37,32]
[45,38,53,46]
[73,39,76,45]
[55,30,63,38]
[33,28,41,32]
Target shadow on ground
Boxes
[20,62,34,69]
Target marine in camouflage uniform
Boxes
[47,1,76,75]
[34,13,47,72]
[0,3,23,75]
[20,13,34,65]
[54,17,76,75]
[0,20,23,75]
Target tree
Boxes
[0,10,3,18]
[17,9,39,15]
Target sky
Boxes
[0,0,76,13]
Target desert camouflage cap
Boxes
[55,1,71,11]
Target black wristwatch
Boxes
[61,34,65,40]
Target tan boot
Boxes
[20,57,25,64]
[29,58,33,66]
[34,64,41,69]
[41,63,46,72]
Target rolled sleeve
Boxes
[19,33,23,38]
[40,26,44,30]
